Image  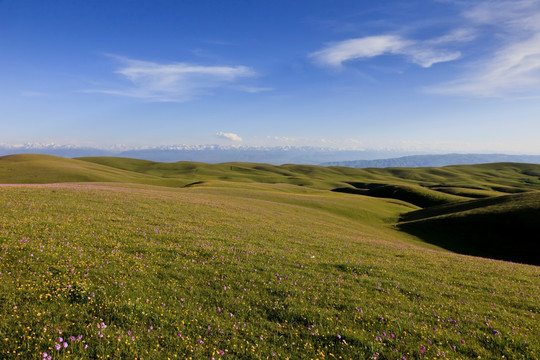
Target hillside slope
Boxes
[398,192,540,264]
[3,154,540,265]
[0,154,189,187]
[0,154,536,198]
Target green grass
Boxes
[1,183,539,360]
[1,154,539,359]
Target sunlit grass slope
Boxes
[77,156,348,190]
[398,192,540,265]
[0,154,189,187]
[1,183,538,359]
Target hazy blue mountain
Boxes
[115,146,408,164]
[0,144,405,164]
[322,154,540,168]
[0,144,116,158]
[3,145,540,167]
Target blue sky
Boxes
[1,0,540,153]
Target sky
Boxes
[1,0,540,154]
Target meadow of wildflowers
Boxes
[0,183,538,359]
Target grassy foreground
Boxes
[1,181,539,359]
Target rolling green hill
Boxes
[0,154,189,187]
[2,154,540,264]
[78,156,540,194]
[1,154,539,359]
[3,154,540,196]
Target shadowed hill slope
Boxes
[332,183,468,207]
[398,192,540,265]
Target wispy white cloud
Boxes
[432,33,540,96]
[87,56,258,102]
[310,34,462,68]
[87,2,540,101]
[310,35,410,67]
[216,132,242,142]
[431,0,540,96]
[425,28,477,45]
[405,47,462,68]
[311,1,540,97]
[463,0,540,29]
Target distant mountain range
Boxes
[0,144,407,164]
[1,144,540,167]
[322,153,540,168]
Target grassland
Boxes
[3,154,540,193]
[0,154,539,359]
[2,154,540,263]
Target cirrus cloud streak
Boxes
[87,56,258,102]
[431,0,540,97]
[310,34,462,68]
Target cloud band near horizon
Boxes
[216,132,242,142]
